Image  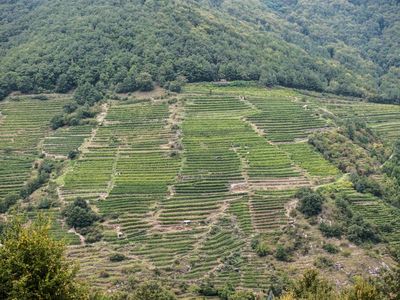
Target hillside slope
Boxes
[1,83,399,297]
[0,0,399,101]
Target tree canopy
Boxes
[0,216,88,300]
[0,0,399,102]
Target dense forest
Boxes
[0,0,399,102]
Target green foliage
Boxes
[296,188,324,217]
[20,160,54,199]
[62,198,98,229]
[0,193,19,213]
[251,239,271,257]
[109,253,126,262]
[198,280,219,296]
[0,0,398,102]
[74,83,102,106]
[68,149,80,160]
[130,281,176,300]
[50,114,66,130]
[0,216,88,299]
[37,197,53,210]
[115,75,136,94]
[275,245,289,262]
[228,290,256,300]
[384,139,400,186]
[167,77,187,93]
[314,256,334,269]
[343,277,381,300]
[80,226,103,244]
[63,103,78,114]
[309,131,379,176]
[136,72,154,92]
[290,269,336,300]
[319,222,343,239]
[350,174,382,198]
[322,243,339,254]
[52,104,97,130]
[372,268,400,299]
[347,217,381,245]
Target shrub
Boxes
[74,83,102,106]
[109,253,126,262]
[275,245,289,261]
[37,198,53,209]
[229,290,256,300]
[131,281,176,300]
[32,95,48,100]
[296,188,324,217]
[68,149,80,160]
[314,256,334,269]
[20,168,51,199]
[50,114,65,130]
[322,243,339,254]
[198,280,218,296]
[167,80,182,93]
[256,242,271,257]
[0,216,88,299]
[81,227,103,243]
[290,269,335,299]
[136,72,154,92]
[347,221,380,245]
[0,193,19,213]
[63,103,78,114]
[63,198,98,228]
[319,222,343,238]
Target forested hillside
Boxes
[0,0,399,102]
[1,2,400,297]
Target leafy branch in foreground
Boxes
[0,215,88,300]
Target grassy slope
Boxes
[1,83,399,296]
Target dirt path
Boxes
[79,103,109,154]
[67,226,86,246]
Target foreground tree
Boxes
[131,281,176,300]
[0,216,88,300]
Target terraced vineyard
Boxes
[0,96,69,201]
[1,83,399,296]
[57,84,344,290]
[316,97,400,143]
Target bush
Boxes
[256,242,271,257]
[63,198,98,228]
[63,103,78,114]
[131,281,176,300]
[167,81,182,93]
[319,222,343,238]
[115,75,136,93]
[37,198,53,209]
[314,256,334,269]
[322,243,339,254]
[74,83,102,106]
[109,253,126,262]
[347,222,380,245]
[20,165,52,199]
[290,269,335,299]
[275,245,289,261]
[136,72,154,92]
[198,280,218,296]
[50,114,65,130]
[0,193,19,213]
[32,95,48,100]
[81,227,103,243]
[68,149,80,160]
[229,290,256,300]
[0,216,88,299]
[296,188,324,217]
